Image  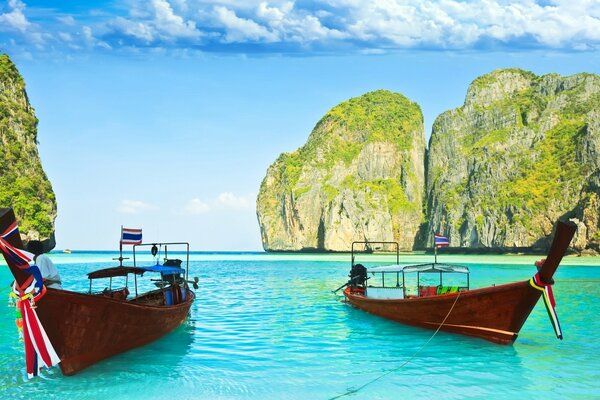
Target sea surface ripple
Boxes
[0,253,599,399]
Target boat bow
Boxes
[537,220,577,283]
[341,219,578,344]
[527,220,577,340]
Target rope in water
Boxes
[329,292,462,400]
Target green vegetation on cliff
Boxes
[257,90,426,251]
[426,68,600,251]
[257,68,599,253]
[0,54,56,240]
[281,90,422,190]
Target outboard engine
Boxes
[349,263,367,287]
[163,258,184,284]
[163,258,182,267]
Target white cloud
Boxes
[214,6,279,42]
[257,1,292,22]
[254,2,346,42]
[203,0,600,49]
[184,198,211,214]
[57,15,76,26]
[112,16,155,41]
[82,26,94,42]
[108,0,200,43]
[181,192,255,215]
[215,192,255,210]
[0,0,30,32]
[58,32,72,42]
[2,0,600,55]
[118,199,158,214]
[152,0,200,39]
[318,0,600,49]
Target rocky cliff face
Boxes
[425,69,600,252]
[0,54,57,250]
[257,90,426,251]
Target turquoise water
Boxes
[1,252,599,399]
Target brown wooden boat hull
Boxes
[0,208,196,376]
[343,219,577,344]
[344,281,541,344]
[36,288,195,375]
[36,289,195,375]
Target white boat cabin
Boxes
[365,263,470,300]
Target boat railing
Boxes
[133,242,190,282]
[87,266,145,297]
[366,266,470,299]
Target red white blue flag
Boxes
[121,228,142,245]
[434,233,449,247]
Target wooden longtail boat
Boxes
[0,208,196,376]
[338,220,576,344]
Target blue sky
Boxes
[1,1,599,250]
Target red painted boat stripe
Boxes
[424,322,516,337]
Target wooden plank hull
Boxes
[344,281,542,344]
[36,288,195,375]
[343,219,577,344]
[0,208,196,375]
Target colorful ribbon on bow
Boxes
[0,222,33,268]
[529,271,563,340]
[12,276,60,377]
[1,222,60,377]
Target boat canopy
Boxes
[367,263,469,274]
[87,265,185,280]
[139,265,185,275]
[87,267,146,280]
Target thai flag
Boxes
[121,228,142,245]
[434,233,449,247]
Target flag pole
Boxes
[433,228,437,264]
[119,225,123,267]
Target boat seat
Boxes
[165,283,185,305]
[436,286,459,295]
[419,286,438,297]
[101,287,129,300]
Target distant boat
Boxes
[336,220,576,344]
[62,249,72,254]
[0,208,197,376]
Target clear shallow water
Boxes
[0,253,599,399]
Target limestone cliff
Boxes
[257,90,426,251]
[0,54,57,250]
[425,69,600,252]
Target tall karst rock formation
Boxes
[257,90,426,251]
[425,69,600,252]
[0,54,57,250]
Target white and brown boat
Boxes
[338,220,576,344]
[0,208,196,376]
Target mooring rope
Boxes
[329,292,462,400]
